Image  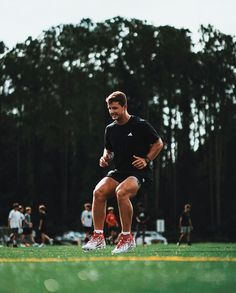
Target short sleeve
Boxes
[8,211,13,219]
[142,120,160,144]
[104,126,113,151]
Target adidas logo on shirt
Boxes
[127,132,133,136]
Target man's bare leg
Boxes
[82,177,118,251]
[92,177,118,230]
[116,176,140,232]
[111,176,140,254]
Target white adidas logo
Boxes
[127,132,133,136]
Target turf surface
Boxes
[0,243,235,293]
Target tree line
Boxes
[0,17,236,240]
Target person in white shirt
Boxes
[81,203,93,243]
[8,203,22,247]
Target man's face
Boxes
[107,101,126,121]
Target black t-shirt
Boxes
[136,208,149,224]
[105,116,160,177]
[39,212,46,231]
[181,211,191,226]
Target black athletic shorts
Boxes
[83,226,93,234]
[108,226,118,233]
[11,228,19,234]
[106,170,150,189]
[23,227,32,235]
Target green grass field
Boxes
[0,243,236,293]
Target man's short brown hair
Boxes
[106,91,127,106]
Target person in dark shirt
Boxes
[135,202,150,245]
[177,204,193,246]
[22,207,38,246]
[38,205,53,247]
[82,91,163,254]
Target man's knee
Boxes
[93,187,106,202]
[115,187,130,201]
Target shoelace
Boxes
[117,235,130,248]
[90,233,103,242]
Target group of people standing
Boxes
[7,202,53,247]
[81,203,119,245]
[81,200,193,248]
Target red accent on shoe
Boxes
[116,234,132,248]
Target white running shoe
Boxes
[112,233,136,255]
[82,233,106,251]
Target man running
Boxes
[82,91,163,254]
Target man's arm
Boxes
[24,216,30,226]
[146,138,164,161]
[132,138,164,169]
[99,148,114,168]
[189,219,193,229]
[81,212,84,225]
[8,211,12,228]
[38,219,43,230]
[179,216,182,228]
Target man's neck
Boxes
[116,113,131,125]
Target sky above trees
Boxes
[0,0,235,49]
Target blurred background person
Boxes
[105,206,119,245]
[81,203,93,243]
[8,203,22,247]
[22,207,38,246]
[135,202,150,245]
[38,204,53,247]
[18,205,25,246]
[177,204,193,246]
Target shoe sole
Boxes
[111,245,136,255]
[82,245,106,252]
